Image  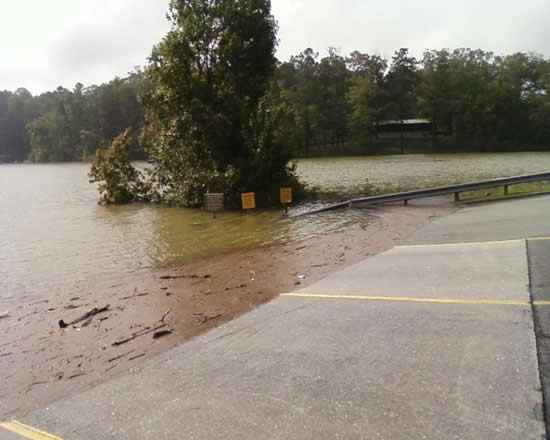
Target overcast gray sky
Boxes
[1,0,549,94]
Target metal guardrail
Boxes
[289,171,550,218]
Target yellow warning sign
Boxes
[241,192,256,210]
[280,187,292,204]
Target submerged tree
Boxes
[89,129,144,204]
[132,0,303,207]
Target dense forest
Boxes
[0,70,149,163]
[1,48,550,163]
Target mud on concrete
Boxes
[0,201,456,419]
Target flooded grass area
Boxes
[459,180,550,202]
[295,152,550,196]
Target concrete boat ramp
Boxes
[3,196,550,439]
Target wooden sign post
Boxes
[241,192,256,212]
[204,193,224,218]
[280,187,292,215]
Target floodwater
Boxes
[296,152,550,194]
[2,152,550,300]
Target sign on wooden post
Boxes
[280,187,292,215]
[280,187,292,204]
[241,192,256,210]
[205,193,224,217]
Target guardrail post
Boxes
[504,185,509,195]
[454,192,460,202]
[404,199,408,206]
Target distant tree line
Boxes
[0,70,149,162]
[272,48,550,155]
[1,48,550,163]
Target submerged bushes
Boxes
[89,129,144,204]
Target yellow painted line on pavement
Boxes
[530,236,550,242]
[397,236,550,249]
[534,301,550,306]
[0,421,63,440]
[281,293,531,306]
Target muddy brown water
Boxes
[2,152,550,305]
